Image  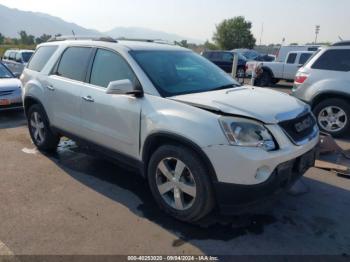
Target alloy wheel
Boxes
[318,106,348,133]
[156,157,197,211]
[30,111,46,144]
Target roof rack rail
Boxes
[116,38,174,45]
[332,41,350,46]
[47,35,117,43]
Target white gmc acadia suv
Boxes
[21,37,319,222]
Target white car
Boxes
[2,49,34,75]
[21,37,319,222]
[246,51,315,86]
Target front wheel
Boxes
[27,104,60,152]
[313,98,350,137]
[147,145,215,223]
[254,70,272,87]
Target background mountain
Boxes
[0,4,203,43]
[0,4,100,38]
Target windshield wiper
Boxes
[212,83,241,91]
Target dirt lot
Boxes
[1,85,350,256]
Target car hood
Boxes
[0,78,21,91]
[170,86,309,124]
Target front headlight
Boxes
[219,117,277,151]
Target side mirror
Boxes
[106,79,143,97]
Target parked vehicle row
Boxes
[293,41,350,137]
[2,49,34,75]
[21,37,319,222]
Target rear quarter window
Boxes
[311,49,350,72]
[27,46,58,72]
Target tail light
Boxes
[294,73,308,84]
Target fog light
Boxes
[255,166,271,182]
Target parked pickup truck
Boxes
[246,51,315,86]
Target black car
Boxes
[202,51,247,77]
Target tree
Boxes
[213,16,256,50]
[203,40,219,50]
[18,30,35,45]
[35,34,52,44]
[0,33,4,44]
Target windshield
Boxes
[130,50,240,97]
[22,52,34,63]
[0,63,13,78]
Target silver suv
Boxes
[2,49,34,75]
[21,37,319,222]
[293,41,350,137]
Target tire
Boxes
[27,104,60,152]
[313,98,350,137]
[255,70,272,87]
[147,145,215,223]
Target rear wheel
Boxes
[255,70,272,87]
[147,145,215,222]
[27,104,60,152]
[313,98,350,137]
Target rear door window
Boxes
[286,53,297,64]
[15,52,22,63]
[56,47,93,81]
[311,49,350,71]
[299,53,313,65]
[28,46,58,72]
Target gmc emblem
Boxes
[295,116,313,133]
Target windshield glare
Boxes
[130,50,240,97]
[0,63,13,78]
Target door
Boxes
[80,48,142,158]
[283,52,299,80]
[47,46,93,135]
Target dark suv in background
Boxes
[202,51,247,77]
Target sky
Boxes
[0,0,348,44]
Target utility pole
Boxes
[315,25,320,44]
[259,23,264,46]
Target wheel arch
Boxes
[142,132,218,182]
[261,66,275,78]
[311,91,350,109]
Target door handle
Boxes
[82,96,94,102]
[46,85,55,91]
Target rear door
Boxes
[47,46,93,135]
[283,52,298,80]
[79,48,141,157]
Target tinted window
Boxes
[90,49,137,88]
[312,49,350,71]
[308,47,319,51]
[299,53,312,65]
[222,53,233,62]
[57,47,92,81]
[130,50,239,97]
[211,52,223,61]
[22,52,33,63]
[286,53,297,64]
[28,46,58,72]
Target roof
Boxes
[332,41,350,47]
[42,36,187,51]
